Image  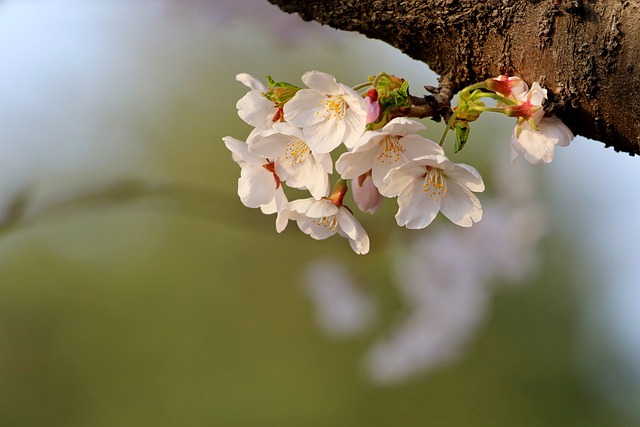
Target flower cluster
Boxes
[223,71,573,254]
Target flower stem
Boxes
[371,72,389,90]
[438,113,458,147]
[328,179,349,206]
[352,82,372,92]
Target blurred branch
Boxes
[0,179,274,237]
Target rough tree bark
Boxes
[267,0,640,156]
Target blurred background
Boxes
[0,1,639,426]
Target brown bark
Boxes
[267,0,640,156]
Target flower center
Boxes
[312,215,338,232]
[376,136,405,165]
[285,139,310,165]
[262,161,281,189]
[317,96,346,121]
[422,166,447,202]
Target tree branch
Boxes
[267,0,640,156]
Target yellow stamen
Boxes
[319,97,346,121]
[311,215,338,232]
[422,166,448,202]
[285,139,310,165]
[376,136,405,165]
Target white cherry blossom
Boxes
[382,154,484,229]
[283,70,367,154]
[509,82,574,164]
[223,136,287,215]
[511,115,574,164]
[276,190,370,255]
[235,73,279,131]
[335,117,440,193]
[248,122,332,199]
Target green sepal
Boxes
[262,75,301,106]
[381,81,410,109]
[453,121,471,153]
[370,74,411,109]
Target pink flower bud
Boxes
[365,88,381,124]
[352,172,383,214]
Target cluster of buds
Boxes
[223,71,573,254]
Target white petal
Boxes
[305,169,330,200]
[381,117,426,135]
[371,149,410,192]
[317,152,334,174]
[350,130,386,152]
[236,90,274,128]
[412,154,451,170]
[305,199,339,218]
[380,162,426,197]
[276,199,303,232]
[303,118,345,154]
[284,89,327,127]
[297,216,337,240]
[286,198,317,214]
[439,179,482,227]
[395,181,439,229]
[235,73,267,91]
[223,136,262,166]
[301,70,342,94]
[342,109,367,149]
[336,149,377,180]
[279,155,329,200]
[260,198,277,215]
[248,128,290,158]
[272,121,305,139]
[401,134,444,159]
[444,163,485,192]
[538,116,574,147]
[337,208,370,254]
[511,126,555,164]
[238,164,276,208]
[275,211,290,232]
[262,186,288,216]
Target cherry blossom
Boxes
[508,82,574,164]
[382,154,484,229]
[235,73,279,132]
[283,70,367,154]
[248,122,332,199]
[276,182,370,254]
[336,117,439,193]
[222,136,287,215]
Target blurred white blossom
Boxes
[302,260,377,337]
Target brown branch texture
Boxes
[268,0,640,156]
